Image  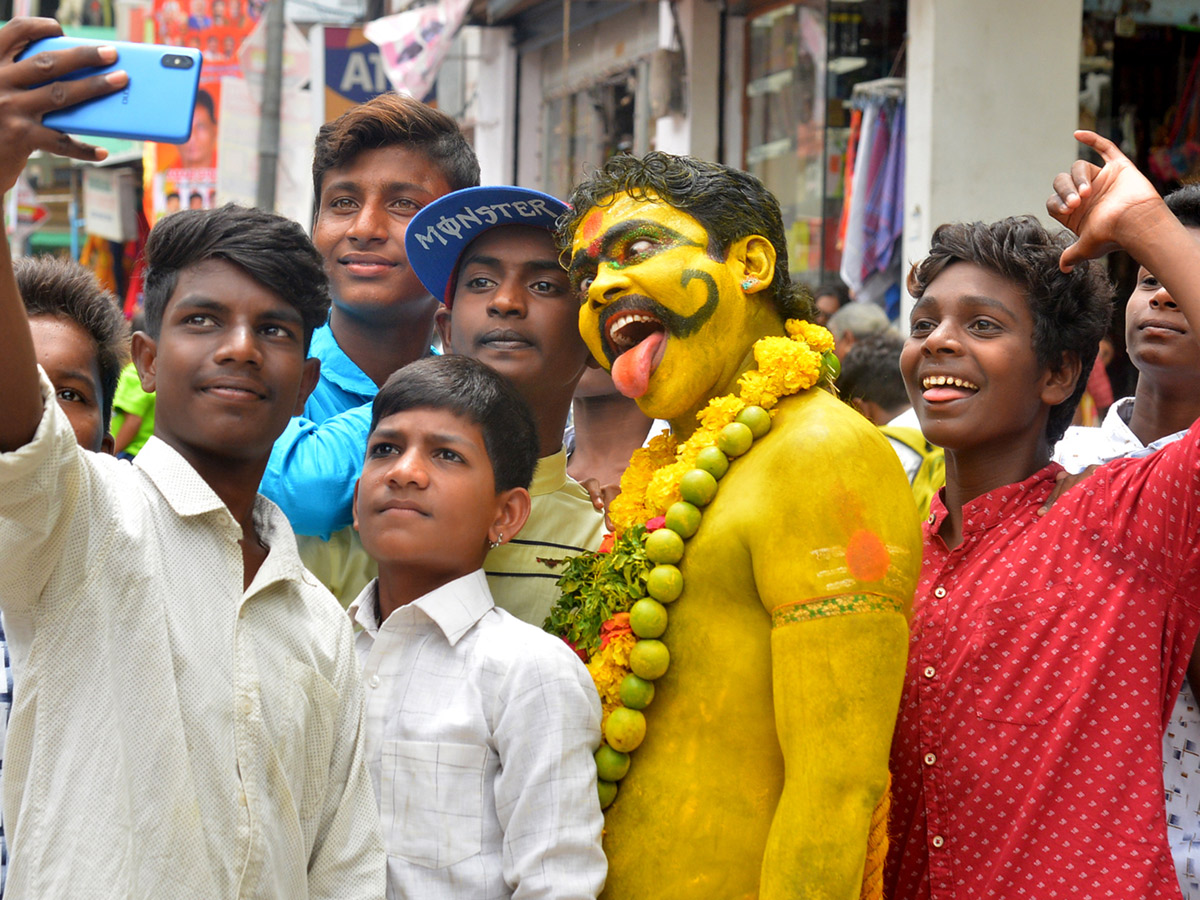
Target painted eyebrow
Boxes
[569,218,703,270]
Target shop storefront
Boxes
[740,0,905,291]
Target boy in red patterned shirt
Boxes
[886,131,1200,900]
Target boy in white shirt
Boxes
[0,19,384,897]
[350,355,606,899]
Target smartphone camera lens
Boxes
[161,54,194,69]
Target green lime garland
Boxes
[589,403,778,808]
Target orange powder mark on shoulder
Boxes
[846,529,890,583]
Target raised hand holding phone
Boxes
[0,17,127,193]
[16,36,201,144]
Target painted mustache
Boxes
[595,268,720,365]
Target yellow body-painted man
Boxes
[560,153,922,900]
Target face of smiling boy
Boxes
[134,258,318,470]
[568,192,773,424]
[900,261,1075,457]
[313,146,454,318]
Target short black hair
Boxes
[837,331,909,413]
[312,92,480,202]
[907,216,1113,444]
[369,355,538,492]
[141,204,331,353]
[1165,184,1200,228]
[558,151,815,322]
[16,256,129,431]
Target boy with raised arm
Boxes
[350,355,605,899]
[0,19,384,898]
[1050,183,1200,897]
[886,131,1200,899]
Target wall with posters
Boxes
[145,0,261,221]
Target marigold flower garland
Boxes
[544,319,838,809]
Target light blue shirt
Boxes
[300,322,378,422]
[260,322,378,538]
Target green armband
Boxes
[771,593,905,628]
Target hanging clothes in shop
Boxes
[836,106,863,252]
[838,78,905,319]
[839,101,878,298]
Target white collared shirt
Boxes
[1053,394,1200,899]
[0,372,385,900]
[1053,396,1189,473]
[351,570,606,900]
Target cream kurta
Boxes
[0,373,385,899]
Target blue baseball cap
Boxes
[405,185,569,306]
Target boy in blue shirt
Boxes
[261,92,478,537]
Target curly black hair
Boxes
[907,216,1113,444]
[557,152,815,322]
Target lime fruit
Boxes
[679,469,718,507]
[644,527,684,565]
[629,598,668,638]
[736,405,772,439]
[717,421,754,457]
[664,501,702,538]
[598,779,618,809]
[619,673,656,709]
[595,744,631,781]
[629,639,670,680]
[822,351,841,380]
[646,565,683,603]
[606,707,647,752]
[695,446,730,480]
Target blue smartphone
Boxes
[16,36,202,144]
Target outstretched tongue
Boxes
[923,385,976,402]
[611,331,666,399]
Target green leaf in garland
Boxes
[543,525,652,657]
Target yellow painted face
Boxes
[568,192,760,422]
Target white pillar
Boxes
[474,26,518,185]
[654,0,720,160]
[903,0,1082,316]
